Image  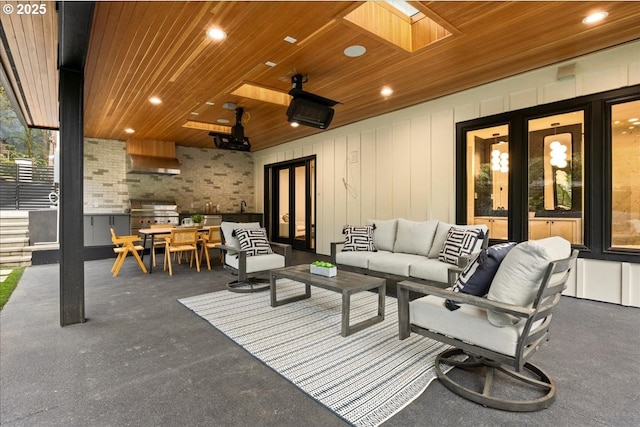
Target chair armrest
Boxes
[397,280,534,319]
[269,241,292,266]
[330,241,344,264]
[215,243,239,253]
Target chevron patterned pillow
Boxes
[342,225,377,252]
[235,227,273,257]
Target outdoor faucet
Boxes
[240,200,247,213]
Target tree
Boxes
[0,84,52,165]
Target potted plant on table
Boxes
[310,261,337,277]
[191,214,204,228]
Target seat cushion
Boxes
[487,236,571,327]
[368,252,426,277]
[393,218,438,256]
[410,295,528,357]
[225,253,285,274]
[367,218,398,252]
[335,250,382,269]
[409,258,451,284]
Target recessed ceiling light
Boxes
[217,118,230,124]
[205,101,215,106]
[191,112,199,115]
[582,11,608,24]
[629,118,639,122]
[344,45,366,58]
[206,28,227,41]
[149,97,162,105]
[284,36,297,44]
[380,87,393,97]
[124,128,135,134]
[290,122,300,128]
[265,61,277,67]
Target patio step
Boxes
[0,210,31,268]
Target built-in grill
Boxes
[129,199,179,235]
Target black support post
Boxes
[58,1,95,326]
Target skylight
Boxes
[385,0,420,17]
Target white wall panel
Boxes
[579,66,624,96]
[543,79,576,103]
[334,137,348,235]
[360,129,376,223]
[375,127,393,219]
[312,142,323,251]
[320,140,335,254]
[582,259,622,304]
[346,134,361,226]
[509,88,537,110]
[410,115,429,220]
[392,121,411,219]
[430,109,455,222]
[480,96,505,117]
[454,103,476,123]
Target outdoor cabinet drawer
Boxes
[84,214,130,246]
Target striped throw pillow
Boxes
[342,225,377,252]
[235,227,273,257]
[438,227,484,265]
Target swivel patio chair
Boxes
[218,221,291,293]
[398,239,578,412]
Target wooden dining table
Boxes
[138,226,214,273]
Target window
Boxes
[610,99,640,250]
[527,111,584,245]
[456,84,640,263]
[465,124,509,240]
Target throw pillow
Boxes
[393,218,439,256]
[342,225,376,252]
[220,221,260,250]
[428,222,489,258]
[366,219,397,252]
[445,242,516,311]
[234,227,273,256]
[438,227,485,265]
[487,236,571,327]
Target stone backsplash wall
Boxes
[84,138,255,214]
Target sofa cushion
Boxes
[225,253,285,273]
[368,252,426,277]
[438,227,485,265]
[393,218,438,256]
[367,219,397,252]
[220,221,261,250]
[342,225,376,252]
[487,236,571,327]
[335,250,384,269]
[445,242,516,311]
[428,222,488,258]
[234,227,273,257]
[409,258,452,284]
[410,295,539,357]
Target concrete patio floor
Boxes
[1,251,639,426]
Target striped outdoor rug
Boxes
[178,280,450,427]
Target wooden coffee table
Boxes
[269,264,386,337]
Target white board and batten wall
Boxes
[253,40,640,307]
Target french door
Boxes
[264,156,315,251]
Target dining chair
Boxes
[200,226,222,270]
[164,227,200,276]
[149,223,175,267]
[110,228,147,277]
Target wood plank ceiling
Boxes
[3,2,640,152]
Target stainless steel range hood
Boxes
[127,154,181,175]
[126,139,181,175]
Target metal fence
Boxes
[0,163,55,210]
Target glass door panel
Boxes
[277,168,289,239]
[611,99,640,249]
[527,111,584,244]
[465,124,509,240]
[293,165,307,245]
